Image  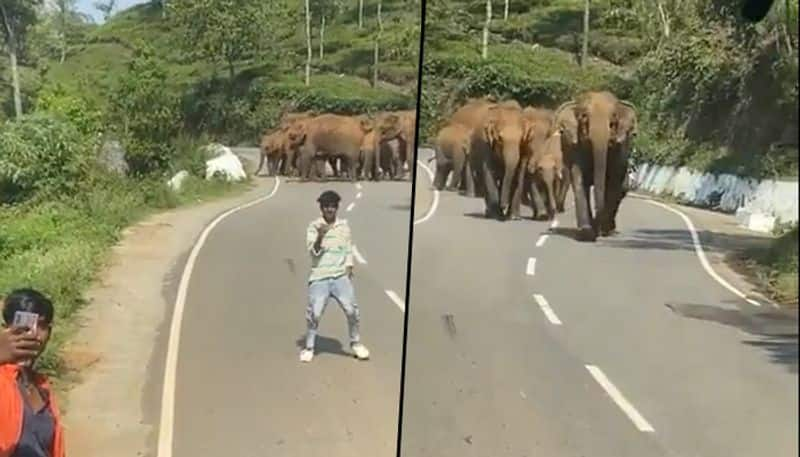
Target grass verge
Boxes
[0,173,252,394]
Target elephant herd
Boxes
[255,110,416,182]
[431,90,637,242]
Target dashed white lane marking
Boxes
[353,245,367,264]
[158,177,281,457]
[356,192,363,199]
[536,234,549,247]
[385,290,406,312]
[414,159,440,225]
[586,365,655,433]
[346,202,356,212]
[526,258,537,276]
[533,294,562,325]
[641,198,771,308]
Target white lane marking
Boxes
[158,177,281,457]
[536,234,549,247]
[356,192,363,199]
[642,198,769,308]
[356,183,363,190]
[346,202,356,212]
[353,245,367,264]
[414,159,440,225]
[550,219,560,229]
[533,294,562,325]
[586,365,655,433]
[526,258,537,276]
[385,290,405,312]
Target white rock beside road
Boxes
[204,144,247,182]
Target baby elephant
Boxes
[525,131,566,221]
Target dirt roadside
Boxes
[62,150,277,457]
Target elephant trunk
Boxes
[500,144,520,217]
[588,117,610,232]
[540,167,557,220]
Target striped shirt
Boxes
[306,217,355,283]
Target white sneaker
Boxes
[299,348,314,363]
[351,343,370,360]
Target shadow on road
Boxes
[389,203,411,211]
[599,228,770,255]
[665,303,799,373]
[295,335,352,358]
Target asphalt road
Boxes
[170,176,411,457]
[402,149,798,457]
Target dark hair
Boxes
[2,288,55,326]
[317,190,341,206]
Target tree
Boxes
[581,0,589,66]
[358,0,364,29]
[0,0,41,119]
[372,0,383,87]
[93,0,116,22]
[504,0,509,21]
[170,0,291,81]
[109,43,180,176]
[305,0,312,85]
[56,0,76,63]
[311,0,342,61]
[482,0,491,59]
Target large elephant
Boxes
[557,91,638,241]
[476,100,532,220]
[432,122,475,195]
[276,112,316,177]
[287,113,374,182]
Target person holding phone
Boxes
[300,190,370,363]
[0,288,65,457]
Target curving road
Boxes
[168,176,411,457]
[402,149,798,457]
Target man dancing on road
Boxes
[300,190,370,363]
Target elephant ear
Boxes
[618,101,638,138]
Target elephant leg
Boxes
[556,167,569,213]
[498,156,518,219]
[448,154,465,192]
[433,162,450,190]
[568,162,595,241]
[480,159,501,219]
[544,175,557,221]
[602,149,628,236]
[530,176,546,220]
[509,160,526,220]
[463,159,476,198]
[349,156,358,183]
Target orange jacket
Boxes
[0,364,65,457]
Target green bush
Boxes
[108,43,181,176]
[0,114,93,204]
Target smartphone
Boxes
[12,311,39,368]
[12,311,39,335]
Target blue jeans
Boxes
[305,274,361,350]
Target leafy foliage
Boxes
[168,0,293,77]
[107,43,181,176]
[0,114,92,204]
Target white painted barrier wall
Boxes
[631,163,798,233]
